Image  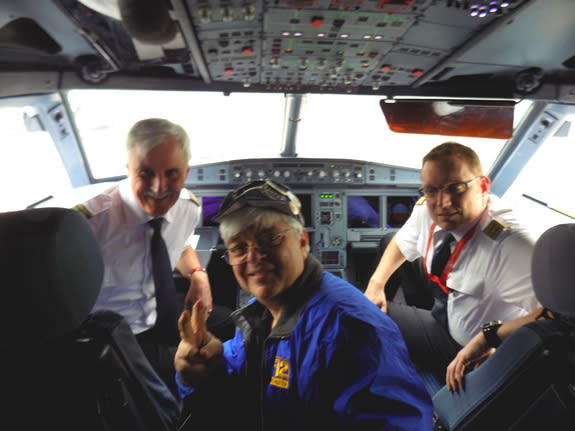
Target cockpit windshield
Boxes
[66,89,530,179]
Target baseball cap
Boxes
[214,179,304,225]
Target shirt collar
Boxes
[433,201,490,243]
[118,179,177,227]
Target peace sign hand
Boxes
[174,299,224,387]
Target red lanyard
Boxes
[423,221,480,294]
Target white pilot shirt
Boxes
[79,179,201,334]
[395,194,539,346]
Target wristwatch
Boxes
[481,320,503,348]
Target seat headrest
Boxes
[532,223,575,317]
[0,207,103,346]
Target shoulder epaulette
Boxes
[415,196,426,205]
[72,203,93,219]
[188,190,200,206]
[483,219,507,239]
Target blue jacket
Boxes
[178,256,432,430]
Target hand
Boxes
[184,271,213,312]
[364,279,388,313]
[174,299,223,387]
[446,336,494,392]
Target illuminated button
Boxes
[311,16,323,27]
[242,47,253,55]
[224,67,234,75]
[380,64,392,72]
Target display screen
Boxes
[201,196,225,226]
[202,193,312,227]
[387,196,418,228]
[347,196,381,228]
[297,193,312,228]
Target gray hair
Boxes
[219,206,306,248]
[126,118,191,161]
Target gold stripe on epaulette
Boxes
[72,203,93,219]
[188,191,200,206]
[483,220,506,239]
[416,196,426,205]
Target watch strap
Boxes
[482,320,503,348]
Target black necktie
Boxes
[431,233,455,277]
[148,218,177,339]
[430,233,455,329]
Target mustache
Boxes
[143,190,173,199]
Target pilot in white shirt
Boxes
[396,194,539,346]
[76,179,201,335]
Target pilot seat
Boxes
[432,223,575,430]
[0,207,181,430]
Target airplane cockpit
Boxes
[2,0,575,429]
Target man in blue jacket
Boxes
[174,179,432,430]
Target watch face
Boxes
[482,320,503,348]
[483,320,502,329]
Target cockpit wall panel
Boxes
[187,158,420,290]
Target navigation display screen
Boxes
[201,196,225,227]
[387,196,417,228]
[297,193,312,228]
[347,195,381,228]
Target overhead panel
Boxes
[185,0,525,92]
[21,0,539,94]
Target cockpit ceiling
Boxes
[1,0,575,97]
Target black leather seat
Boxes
[0,207,181,430]
[432,223,575,430]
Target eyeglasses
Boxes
[214,179,304,225]
[418,176,482,199]
[222,228,293,265]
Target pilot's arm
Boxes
[176,247,213,313]
[365,234,407,313]
[445,306,546,392]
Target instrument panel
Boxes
[188,157,421,289]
